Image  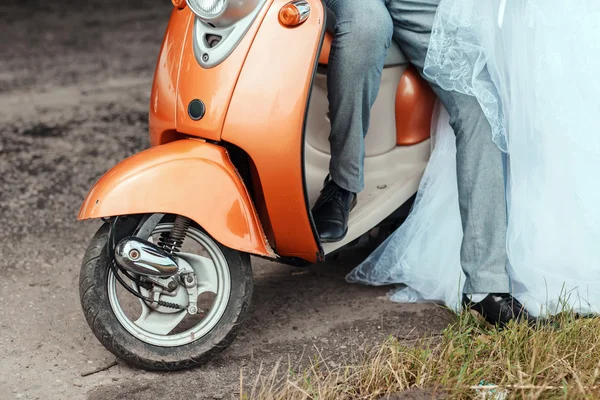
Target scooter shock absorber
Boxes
[158,215,191,254]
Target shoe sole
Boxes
[467,308,540,329]
[318,197,358,244]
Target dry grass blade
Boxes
[242,310,600,400]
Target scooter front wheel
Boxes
[79,219,253,371]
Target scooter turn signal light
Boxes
[279,1,310,27]
[172,0,186,9]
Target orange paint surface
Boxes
[78,139,273,257]
[222,0,325,262]
[395,66,436,145]
[149,7,191,147]
[318,31,332,65]
[174,2,273,141]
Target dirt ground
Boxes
[0,1,449,398]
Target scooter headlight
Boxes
[187,0,229,20]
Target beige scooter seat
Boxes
[320,7,409,67]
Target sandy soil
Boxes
[0,1,449,398]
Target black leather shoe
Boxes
[311,178,357,243]
[463,293,537,328]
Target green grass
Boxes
[242,311,600,399]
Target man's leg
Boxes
[312,0,393,242]
[385,0,511,295]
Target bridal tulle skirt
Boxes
[347,0,600,317]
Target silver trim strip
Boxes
[292,0,310,23]
[192,0,268,69]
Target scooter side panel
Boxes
[78,139,274,258]
[395,66,436,146]
[174,2,274,141]
[149,7,193,147]
[221,0,326,261]
[318,31,332,66]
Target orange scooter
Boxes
[77,0,436,370]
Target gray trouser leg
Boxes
[386,0,511,294]
[323,0,393,193]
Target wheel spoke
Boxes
[134,308,187,335]
[107,225,232,347]
[177,252,219,294]
[136,297,152,322]
[133,279,188,335]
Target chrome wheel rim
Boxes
[108,223,231,347]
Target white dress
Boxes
[347,0,600,317]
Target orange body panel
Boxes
[174,3,273,141]
[78,139,273,258]
[395,66,436,146]
[318,31,333,65]
[221,0,325,262]
[149,7,191,147]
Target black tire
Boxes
[79,223,253,371]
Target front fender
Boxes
[79,139,274,257]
